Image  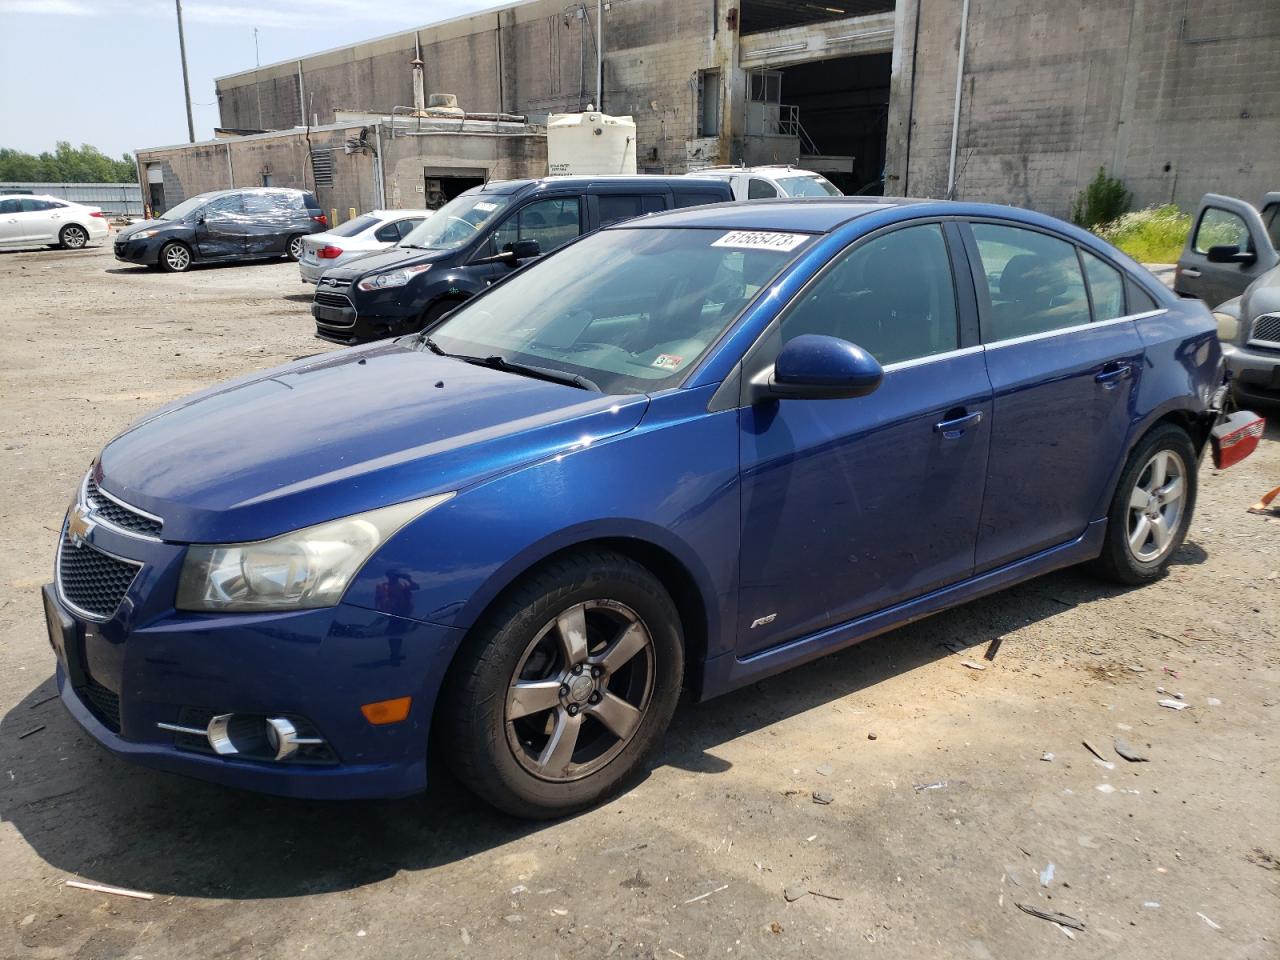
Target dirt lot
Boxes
[1,243,1277,960]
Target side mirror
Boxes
[506,238,542,262]
[750,334,883,402]
[1206,244,1255,265]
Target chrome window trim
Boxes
[80,471,165,542]
[880,344,985,373]
[54,527,143,623]
[983,309,1166,351]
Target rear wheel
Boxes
[1092,424,1197,584]
[158,241,192,272]
[59,224,89,249]
[440,552,684,819]
[286,234,306,261]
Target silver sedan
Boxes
[298,209,428,284]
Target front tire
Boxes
[1092,424,1197,585]
[440,551,684,819]
[158,241,192,273]
[59,224,89,249]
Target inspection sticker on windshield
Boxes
[711,230,808,252]
[473,201,499,212]
[653,353,684,370]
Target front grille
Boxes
[79,674,121,733]
[320,277,351,290]
[57,533,140,620]
[85,475,162,538]
[314,292,353,309]
[1248,312,1280,347]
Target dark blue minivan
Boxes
[46,198,1254,818]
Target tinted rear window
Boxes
[331,215,380,238]
[674,191,726,209]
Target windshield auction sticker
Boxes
[473,201,499,212]
[711,231,809,252]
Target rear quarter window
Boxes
[674,191,727,208]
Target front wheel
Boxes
[158,241,192,272]
[440,552,684,819]
[59,224,89,249]
[286,234,306,261]
[1091,424,1197,584]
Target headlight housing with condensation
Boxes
[176,494,453,612]
[1213,311,1240,342]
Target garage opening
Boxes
[777,52,891,195]
[423,169,487,209]
[740,0,895,35]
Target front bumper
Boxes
[312,291,413,345]
[1223,342,1280,402]
[113,238,157,265]
[43,528,463,799]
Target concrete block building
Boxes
[143,0,1279,220]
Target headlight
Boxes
[130,229,159,241]
[1213,311,1240,341]
[176,493,453,612]
[357,263,431,292]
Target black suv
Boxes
[311,176,733,344]
[114,188,327,273]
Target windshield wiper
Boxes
[422,338,598,391]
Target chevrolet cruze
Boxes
[44,198,1257,818]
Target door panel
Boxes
[241,191,292,255]
[0,199,24,243]
[736,221,990,656]
[1176,194,1279,305]
[965,221,1145,572]
[194,195,245,259]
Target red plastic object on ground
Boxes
[1210,410,1265,469]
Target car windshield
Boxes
[398,194,512,250]
[775,175,841,198]
[330,214,380,238]
[156,195,214,221]
[422,226,813,394]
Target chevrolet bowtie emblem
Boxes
[67,504,95,548]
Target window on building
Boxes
[972,223,1091,340]
[699,70,721,138]
[1080,249,1126,321]
[779,223,959,366]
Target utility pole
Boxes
[254,27,260,67]
[174,0,195,143]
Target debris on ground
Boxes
[812,790,833,805]
[1039,863,1055,886]
[770,921,783,934]
[1041,752,1055,762]
[867,732,877,740]
[1197,912,1222,930]
[1158,699,1190,711]
[960,659,987,671]
[1114,738,1148,762]
[808,889,843,901]
[1015,902,1085,931]
[784,885,808,903]
[1082,740,1108,762]
[913,780,948,792]
[815,762,833,777]
[984,637,1003,660]
[621,868,651,890]
[17,725,45,739]
[682,883,728,905]
[63,880,155,901]
[1096,784,1116,794]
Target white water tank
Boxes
[547,111,637,176]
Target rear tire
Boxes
[285,234,306,261]
[59,224,89,249]
[439,551,684,819]
[158,241,192,273]
[1091,424,1197,585]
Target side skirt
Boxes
[699,519,1107,700]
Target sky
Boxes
[0,0,511,158]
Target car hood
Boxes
[116,218,185,240]
[1241,265,1280,323]
[96,341,649,543]
[320,246,449,281]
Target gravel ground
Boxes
[1,244,1277,960]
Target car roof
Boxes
[695,166,827,177]
[610,197,917,233]
[474,176,732,196]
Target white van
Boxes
[686,165,842,201]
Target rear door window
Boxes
[747,178,779,199]
[1080,249,1127,321]
[1193,206,1250,254]
[19,198,55,212]
[597,194,665,226]
[674,191,726,208]
[971,223,1091,340]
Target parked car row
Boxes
[46,187,1262,818]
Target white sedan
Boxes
[0,194,110,249]
[298,209,428,283]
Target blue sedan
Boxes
[44,199,1249,817]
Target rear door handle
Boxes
[1181,268,1202,278]
[1095,363,1132,386]
[934,410,983,439]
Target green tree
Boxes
[0,142,136,183]
[1070,168,1132,229]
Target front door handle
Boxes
[1095,363,1132,387]
[934,410,983,439]
[1181,268,1202,278]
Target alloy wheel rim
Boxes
[289,237,304,259]
[1126,449,1186,562]
[504,599,655,783]
[166,246,189,270]
[65,227,86,248]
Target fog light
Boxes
[361,696,412,725]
